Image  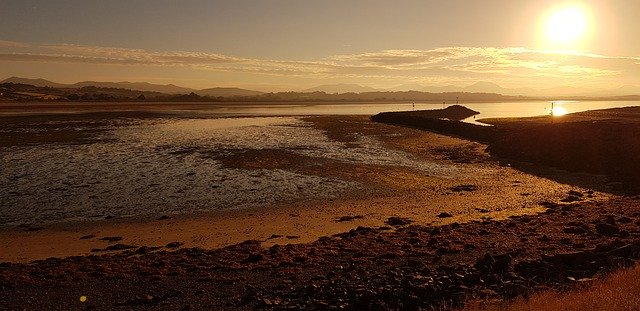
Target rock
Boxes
[104,244,136,251]
[595,223,619,236]
[605,215,616,225]
[100,236,123,242]
[475,253,511,274]
[386,217,413,226]
[135,246,152,254]
[450,184,477,192]
[619,216,632,223]
[437,212,453,218]
[166,242,184,249]
[336,215,364,222]
[547,251,594,267]
[563,226,586,234]
[158,215,171,220]
[561,195,582,203]
[243,253,264,263]
[568,190,583,197]
[80,234,96,240]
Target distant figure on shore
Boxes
[412,102,415,111]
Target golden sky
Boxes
[0,0,638,94]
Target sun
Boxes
[541,4,590,49]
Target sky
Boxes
[0,0,639,93]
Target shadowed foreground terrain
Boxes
[2,196,640,310]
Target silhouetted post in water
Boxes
[442,101,445,109]
[412,102,415,111]
[456,96,459,105]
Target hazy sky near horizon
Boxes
[0,0,639,92]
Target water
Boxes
[165,100,638,124]
[0,116,458,226]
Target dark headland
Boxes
[373,105,640,193]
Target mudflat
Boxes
[0,104,636,310]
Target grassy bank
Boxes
[463,264,640,311]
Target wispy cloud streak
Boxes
[0,41,638,88]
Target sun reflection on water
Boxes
[551,105,568,116]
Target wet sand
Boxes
[0,111,595,262]
[2,104,637,310]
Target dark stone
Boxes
[619,216,632,224]
[568,190,583,197]
[104,244,136,251]
[546,251,594,267]
[437,212,453,218]
[243,253,264,263]
[563,226,586,234]
[605,215,617,225]
[595,223,619,236]
[166,242,184,249]
[450,184,477,192]
[100,236,123,242]
[386,217,413,226]
[474,253,511,274]
[135,246,151,254]
[561,195,581,202]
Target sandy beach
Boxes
[1,103,637,310]
[0,108,592,262]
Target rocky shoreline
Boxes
[2,191,640,310]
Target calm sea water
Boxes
[180,100,639,124]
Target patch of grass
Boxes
[462,264,640,311]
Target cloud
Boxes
[0,41,638,88]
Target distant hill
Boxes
[1,77,69,88]
[463,81,510,94]
[196,87,263,97]
[2,77,638,99]
[388,83,428,92]
[302,84,380,94]
[72,81,195,94]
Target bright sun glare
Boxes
[544,4,589,48]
